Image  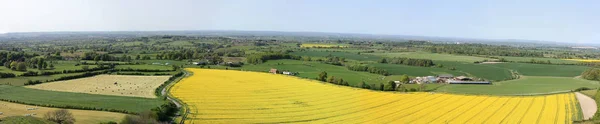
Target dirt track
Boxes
[576,92,597,120]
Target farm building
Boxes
[447,76,491,84]
[448,80,491,84]
[410,76,437,84]
[269,68,278,74]
[438,74,454,79]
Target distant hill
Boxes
[0,30,595,47]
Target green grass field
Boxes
[483,63,588,77]
[115,64,173,70]
[436,61,514,81]
[580,90,597,98]
[366,52,489,62]
[234,59,387,86]
[0,72,94,86]
[0,85,163,113]
[435,76,600,95]
[291,51,382,61]
[493,56,580,64]
[369,63,466,76]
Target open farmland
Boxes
[0,101,125,124]
[291,51,382,61]
[0,85,163,113]
[436,76,600,95]
[171,69,581,123]
[238,59,386,86]
[26,75,170,98]
[366,52,489,62]
[482,63,589,77]
[115,64,173,70]
[436,61,514,81]
[495,56,580,64]
[369,63,466,76]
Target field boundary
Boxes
[162,70,192,124]
[575,92,597,120]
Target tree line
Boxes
[316,71,350,86]
[246,53,300,64]
[379,57,434,67]
[424,44,544,57]
[346,65,390,76]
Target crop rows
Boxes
[171,69,580,124]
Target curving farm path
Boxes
[575,92,597,120]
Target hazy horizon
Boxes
[1,0,598,43]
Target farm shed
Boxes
[269,68,278,74]
[438,74,454,79]
[283,71,292,75]
[448,80,491,84]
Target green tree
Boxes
[327,76,336,84]
[45,109,75,124]
[399,74,410,83]
[81,65,89,71]
[135,55,141,60]
[582,68,600,81]
[385,81,396,91]
[43,62,48,69]
[37,59,44,69]
[379,58,388,63]
[337,78,344,85]
[16,62,27,71]
[359,81,367,89]
[10,61,18,70]
[318,71,328,82]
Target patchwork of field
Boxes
[239,59,385,86]
[291,51,382,61]
[482,62,589,77]
[369,63,466,76]
[494,56,579,64]
[436,61,514,81]
[366,52,489,62]
[171,69,580,123]
[26,75,170,98]
[436,76,600,95]
[0,85,163,113]
[0,101,125,124]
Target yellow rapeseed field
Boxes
[300,44,346,48]
[564,59,600,62]
[171,68,581,124]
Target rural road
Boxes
[161,71,190,108]
[575,92,597,120]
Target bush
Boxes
[45,109,75,124]
[120,112,160,124]
[573,87,593,92]
[99,121,118,124]
[20,71,39,77]
[0,72,16,78]
[26,80,43,85]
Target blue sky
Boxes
[0,0,598,43]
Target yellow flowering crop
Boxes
[564,59,600,62]
[171,68,580,124]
